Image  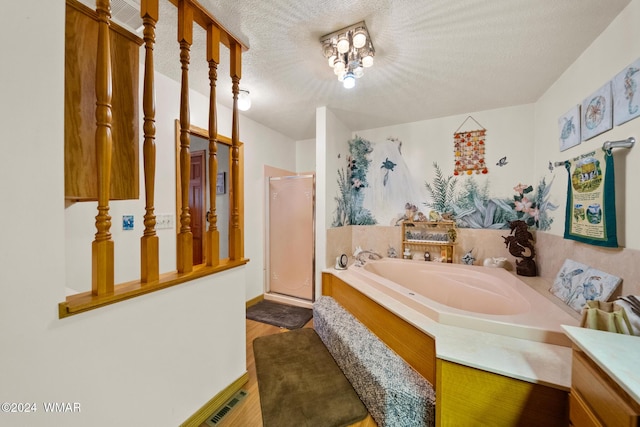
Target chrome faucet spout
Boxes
[353,246,383,266]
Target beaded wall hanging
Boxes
[453,116,488,175]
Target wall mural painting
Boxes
[364,137,425,225]
[429,165,558,231]
[332,135,376,226]
[332,137,558,231]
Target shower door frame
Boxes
[265,174,316,302]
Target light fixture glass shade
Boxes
[238,90,251,111]
[328,54,336,67]
[336,34,349,54]
[333,57,345,73]
[362,53,374,68]
[352,28,367,49]
[322,41,334,58]
[354,66,364,78]
[343,72,355,89]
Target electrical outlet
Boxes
[156,213,174,230]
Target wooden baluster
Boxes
[229,42,242,260]
[140,0,159,283]
[206,24,220,267]
[177,0,193,273]
[92,0,115,295]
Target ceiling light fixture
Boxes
[320,21,375,89]
[238,90,251,111]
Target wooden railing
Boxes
[140,0,159,283]
[61,0,247,316]
[92,0,116,295]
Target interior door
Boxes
[190,150,206,265]
[267,175,315,301]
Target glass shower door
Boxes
[267,175,315,301]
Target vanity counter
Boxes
[563,325,640,404]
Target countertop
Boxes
[563,325,640,404]
[328,267,575,390]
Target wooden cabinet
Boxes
[570,348,640,426]
[402,220,457,263]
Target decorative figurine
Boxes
[405,203,418,222]
[483,257,507,268]
[387,246,397,258]
[461,249,475,265]
[424,251,430,261]
[447,227,457,243]
[503,220,537,276]
[403,246,412,259]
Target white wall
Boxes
[315,107,352,297]
[296,138,316,173]
[534,0,640,249]
[0,2,294,426]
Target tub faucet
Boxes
[353,246,383,266]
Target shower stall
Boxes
[265,174,315,303]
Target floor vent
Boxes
[205,390,248,426]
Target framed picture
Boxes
[216,172,226,195]
[558,105,581,151]
[549,259,621,313]
[612,57,640,126]
[581,82,613,141]
[122,215,134,231]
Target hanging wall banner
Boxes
[563,148,617,247]
[453,116,488,176]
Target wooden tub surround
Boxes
[322,271,571,427]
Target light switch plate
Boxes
[156,213,174,230]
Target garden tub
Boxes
[345,258,578,346]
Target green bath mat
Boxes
[253,328,368,427]
[246,300,312,329]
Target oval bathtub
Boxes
[344,258,579,346]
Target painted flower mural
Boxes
[507,177,558,230]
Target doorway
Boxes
[266,174,315,302]
[178,127,232,267]
[189,150,206,265]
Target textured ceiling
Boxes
[90,0,631,140]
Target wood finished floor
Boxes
[200,318,377,427]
